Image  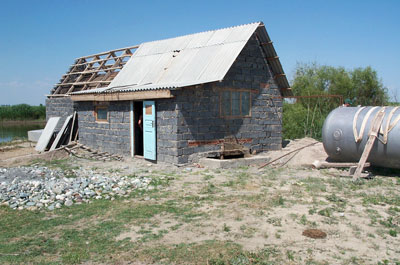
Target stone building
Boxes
[46,22,292,164]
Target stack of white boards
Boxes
[35,117,60,152]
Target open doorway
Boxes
[134,101,143,156]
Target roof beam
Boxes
[70,90,174,101]
[76,45,139,60]
[52,45,138,95]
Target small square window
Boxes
[95,107,108,122]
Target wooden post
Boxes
[352,109,385,178]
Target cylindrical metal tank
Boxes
[322,106,400,169]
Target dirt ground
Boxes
[0,141,68,167]
[1,139,400,264]
[0,141,36,163]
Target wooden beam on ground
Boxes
[312,161,371,169]
[70,89,174,101]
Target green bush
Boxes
[0,104,46,120]
[283,63,390,140]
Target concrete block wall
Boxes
[156,99,180,164]
[45,97,76,131]
[170,33,283,164]
[76,101,131,155]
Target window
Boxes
[220,90,251,117]
[95,106,108,122]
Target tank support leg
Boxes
[352,109,385,178]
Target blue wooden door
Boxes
[143,100,156,160]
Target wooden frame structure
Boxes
[51,45,139,95]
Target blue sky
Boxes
[0,0,399,105]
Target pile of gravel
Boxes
[0,166,152,211]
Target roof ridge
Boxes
[137,22,262,47]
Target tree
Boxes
[283,63,389,140]
[292,63,388,106]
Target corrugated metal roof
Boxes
[106,22,260,92]
[71,22,292,96]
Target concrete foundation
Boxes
[28,129,43,142]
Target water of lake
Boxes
[0,124,45,143]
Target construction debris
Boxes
[64,144,123,161]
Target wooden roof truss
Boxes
[51,45,138,95]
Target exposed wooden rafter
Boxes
[51,45,139,95]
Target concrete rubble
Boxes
[0,166,152,211]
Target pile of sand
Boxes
[261,138,328,167]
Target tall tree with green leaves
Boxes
[283,63,389,140]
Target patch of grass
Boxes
[223,223,231,232]
[239,225,257,238]
[0,192,207,264]
[118,200,205,224]
[233,171,251,187]
[170,223,183,231]
[318,207,333,218]
[203,174,214,181]
[379,217,397,228]
[308,207,317,215]
[0,198,130,263]
[361,192,400,206]
[108,168,121,173]
[286,250,295,261]
[201,182,219,194]
[148,176,171,188]
[261,168,283,180]
[388,229,397,237]
[267,217,282,227]
[137,228,169,242]
[271,195,285,207]
[302,177,327,193]
[300,214,308,225]
[140,241,244,265]
[222,180,234,187]
[388,206,400,215]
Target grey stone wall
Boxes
[46,97,76,131]
[166,33,283,164]
[77,101,131,155]
[156,99,180,164]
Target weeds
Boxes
[222,223,231,232]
